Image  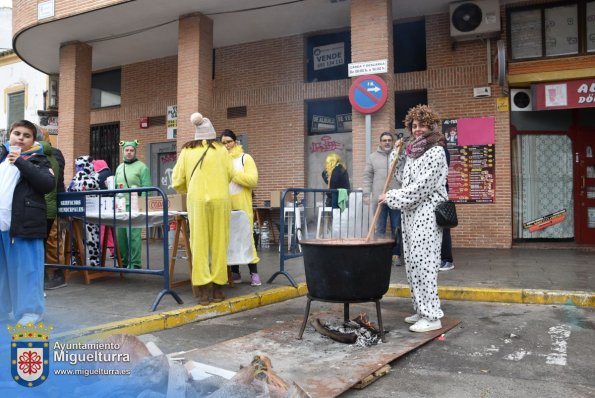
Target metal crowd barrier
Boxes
[268,187,371,287]
[49,187,183,311]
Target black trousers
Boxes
[441,227,453,262]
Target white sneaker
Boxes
[404,314,421,324]
[409,318,442,333]
[18,313,43,326]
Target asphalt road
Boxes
[144,297,595,398]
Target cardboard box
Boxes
[138,194,187,213]
[269,190,295,208]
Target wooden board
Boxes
[178,306,460,398]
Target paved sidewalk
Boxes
[41,244,594,339]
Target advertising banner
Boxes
[443,119,496,203]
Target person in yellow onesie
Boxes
[220,129,261,286]
[172,112,234,305]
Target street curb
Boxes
[54,284,308,342]
[55,283,594,342]
[386,284,595,308]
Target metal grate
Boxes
[90,122,120,172]
[149,115,166,126]
[227,106,247,119]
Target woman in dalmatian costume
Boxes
[67,155,101,267]
[379,104,448,333]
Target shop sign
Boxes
[46,116,58,135]
[348,59,388,77]
[534,78,595,110]
[57,193,85,217]
[442,119,495,204]
[311,115,336,133]
[336,113,352,133]
[167,105,177,140]
[313,42,345,71]
[38,0,54,20]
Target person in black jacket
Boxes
[0,120,55,325]
[321,152,350,208]
[39,128,68,289]
[93,159,114,190]
[439,142,455,271]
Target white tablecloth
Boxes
[78,210,253,265]
[81,211,182,228]
[227,210,253,265]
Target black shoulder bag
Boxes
[435,192,458,228]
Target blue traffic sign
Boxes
[349,75,388,114]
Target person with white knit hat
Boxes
[172,112,235,305]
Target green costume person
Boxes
[114,140,151,269]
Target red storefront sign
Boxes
[534,79,595,110]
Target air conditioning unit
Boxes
[450,0,501,41]
[510,89,533,112]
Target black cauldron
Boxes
[299,238,394,301]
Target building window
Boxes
[91,69,121,109]
[395,90,428,130]
[306,31,351,83]
[587,1,595,52]
[90,123,120,172]
[394,19,426,73]
[508,2,581,60]
[7,91,25,130]
[306,98,353,191]
[306,98,352,135]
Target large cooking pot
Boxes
[299,238,394,301]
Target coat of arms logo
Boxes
[8,321,53,388]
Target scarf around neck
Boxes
[2,142,43,162]
[406,131,445,159]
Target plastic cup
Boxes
[9,146,21,164]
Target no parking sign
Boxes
[348,75,388,114]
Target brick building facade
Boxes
[11,0,595,248]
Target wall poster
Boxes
[443,119,495,203]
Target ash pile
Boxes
[311,313,384,347]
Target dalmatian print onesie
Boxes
[385,145,448,321]
[67,156,101,267]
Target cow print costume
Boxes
[68,156,101,266]
[386,145,448,322]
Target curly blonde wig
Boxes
[325,153,346,177]
[403,104,441,132]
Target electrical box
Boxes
[473,86,491,98]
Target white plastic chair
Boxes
[316,206,333,239]
[282,204,307,252]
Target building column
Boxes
[177,13,213,146]
[350,0,394,188]
[58,41,92,180]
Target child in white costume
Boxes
[172,113,235,305]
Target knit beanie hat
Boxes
[190,112,216,140]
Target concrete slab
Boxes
[175,306,460,398]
